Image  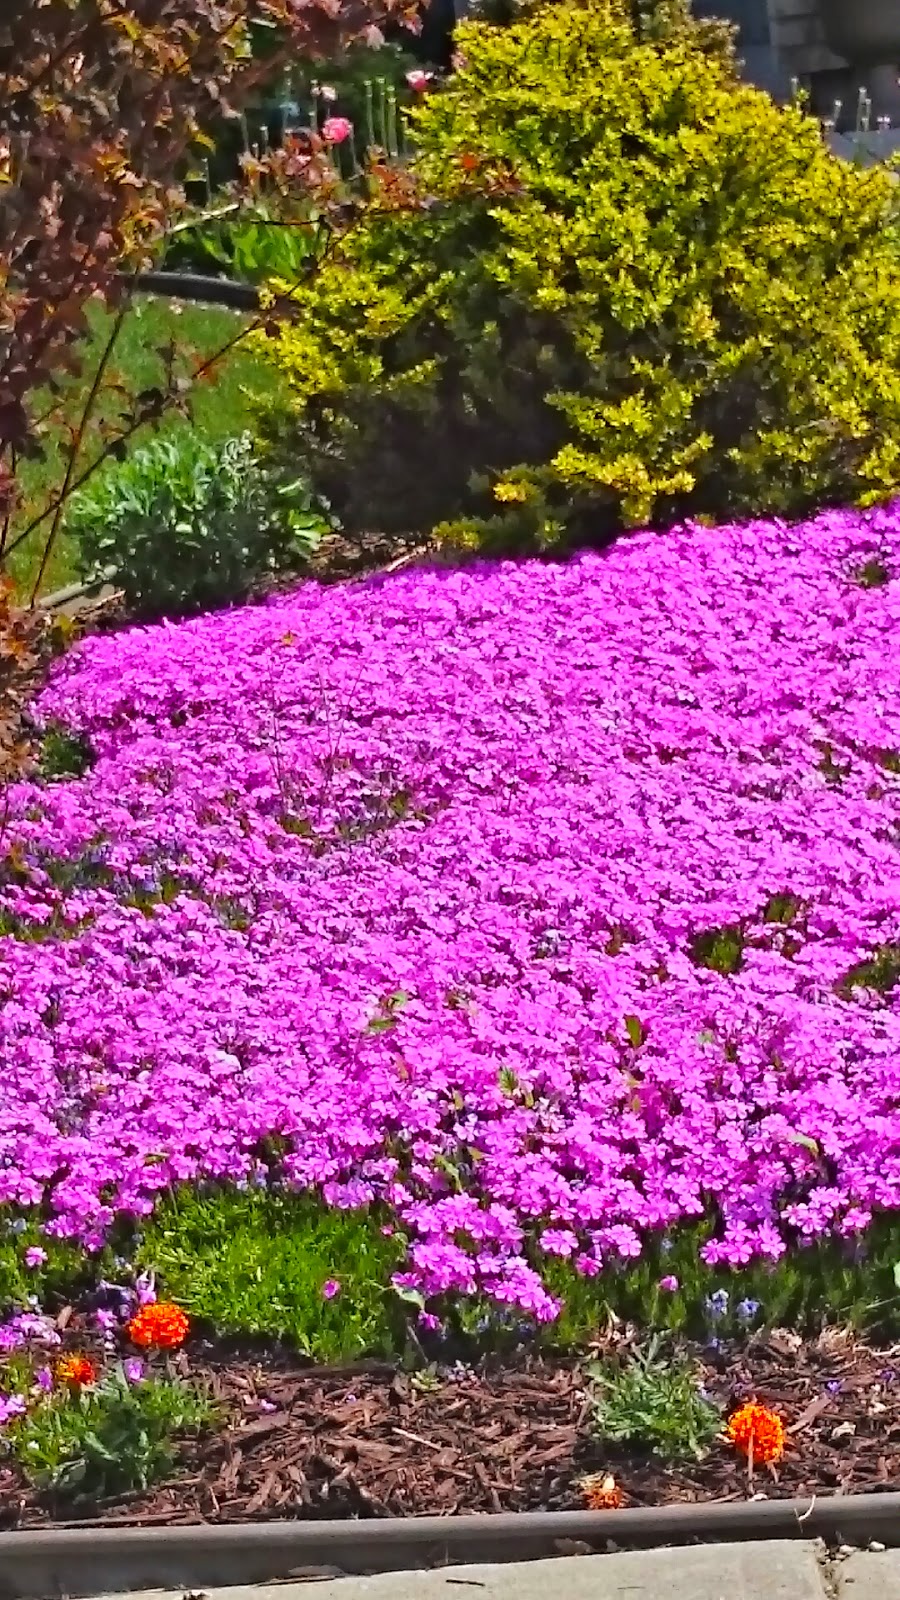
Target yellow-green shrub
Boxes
[254,0,900,553]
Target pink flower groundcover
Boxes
[2,506,899,1324]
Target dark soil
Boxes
[3,1327,900,1529]
[305,530,437,585]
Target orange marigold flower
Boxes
[55,1353,97,1388]
[579,1472,624,1510]
[727,1401,786,1464]
[126,1301,190,1350]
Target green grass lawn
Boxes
[8,296,285,600]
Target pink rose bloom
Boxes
[406,69,434,93]
[659,1274,680,1292]
[321,117,352,145]
[321,1278,341,1300]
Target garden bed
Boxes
[2,502,900,1527]
[3,1327,900,1527]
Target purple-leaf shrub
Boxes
[2,506,900,1321]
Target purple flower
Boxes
[23,1247,47,1269]
[658,1274,679,1292]
[321,1279,341,1301]
[34,1367,54,1393]
[0,1394,27,1425]
[540,1227,578,1258]
[134,1272,157,1308]
[0,502,899,1326]
[418,1311,442,1332]
[123,1358,145,1385]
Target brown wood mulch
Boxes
[3,1327,900,1529]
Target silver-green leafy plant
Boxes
[586,1337,722,1462]
[67,431,332,620]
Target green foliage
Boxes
[587,1336,721,1461]
[689,924,745,975]
[165,212,321,284]
[855,555,892,588]
[139,1187,405,1361]
[8,1366,213,1501]
[840,942,900,997]
[472,0,737,58]
[66,431,332,620]
[540,1213,900,1350]
[10,298,288,600]
[761,891,803,925]
[0,1220,92,1308]
[256,0,900,555]
[5,1194,900,1367]
[37,724,94,782]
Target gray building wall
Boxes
[712,0,900,125]
[693,0,794,96]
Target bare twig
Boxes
[796,1494,817,1525]
[27,289,132,606]
[391,1425,444,1451]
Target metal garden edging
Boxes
[2,1493,900,1600]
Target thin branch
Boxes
[27,289,132,606]
[0,446,17,562]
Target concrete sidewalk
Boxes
[90,1542,900,1600]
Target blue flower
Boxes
[736,1297,760,1323]
[705,1289,729,1320]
